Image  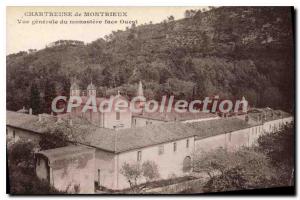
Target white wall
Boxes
[195,117,293,155]
[195,125,266,154]
[182,116,220,123]
[49,152,95,194]
[36,157,49,181]
[6,126,41,145]
[263,117,293,133]
[115,136,195,190]
[132,116,164,128]
[94,150,116,189]
[104,110,132,129]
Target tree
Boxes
[194,148,277,193]
[262,87,283,109]
[120,162,143,192]
[39,129,69,150]
[29,83,41,114]
[167,15,175,22]
[43,79,57,114]
[120,160,160,192]
[257,124,294,186]
[193,148,230,178]
[163,78,195,100]
[8,139,36,171]
[184,9,198,18]
[142,161,160,182]
[7,140,64,194]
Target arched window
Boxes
[183,156,192,172]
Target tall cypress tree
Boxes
[29,83,41,114]
[44,80,56,114]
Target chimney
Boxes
[38,114,42,122]
[29,108,32,115]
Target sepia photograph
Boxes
[6,6,295,195]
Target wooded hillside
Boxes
[6,7,294,114]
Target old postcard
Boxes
[6,6,295,194]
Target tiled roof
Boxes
[247,108,291,122]
[113,122,198,152]
[132,109,218,122]
[6,109,292,153]
[36,145,95,162]
[186,118,252,140]
[70,122,198,153]
[6,111,47,134]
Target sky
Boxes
[7,6,206,54]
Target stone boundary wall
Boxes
[143,178,205,194]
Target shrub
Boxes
[142,160,160,181]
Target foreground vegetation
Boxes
[7,139,64,194]
[188,124,294,193]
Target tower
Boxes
[70,82,81,96]
[136,80,146,109]
[137,80,144,97]
[87,81,96,97]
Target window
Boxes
[137,151,142,161]
[173,142,177,152]
[158,145,164,155]
[134,119,136,125]
[186,139,189,148]
[116,111,120,120]
[183,156,192,172]
[13,130,16,138]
